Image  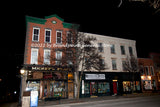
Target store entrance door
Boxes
[90,82,97,96]
[113,81,118,95]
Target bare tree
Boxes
[118,0,160,13]
[38,25,108,99]
[73,32,108,99]
[123,56,139,93]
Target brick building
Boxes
[22,14,78,99]
[149,53,160,90]
[138,58,158,92]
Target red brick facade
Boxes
[24,15,74,65]
[138,58,158,92]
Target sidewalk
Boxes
[38,93,160,107]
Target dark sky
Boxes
[1,1,160,93]
[4,1,159,58]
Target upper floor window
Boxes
[112,58,117,70]
[145,66,149,75]
[67,32,72,44]
[150,66,154,75]
[139,66,145,75]
[32,27,40,42]
[44,49,50,64]
[120,45,125,55]
[110,44,115,54]
[129,47,133,56]
[45,29,51,43]
[56,31,62,44]
[98,43,103,52]
[56,51,62,65]
[31,48,38,64]
[122,60,127,71]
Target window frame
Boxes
[120,45,125,55]
[31,48,38,64]
[45,29,51,43]
[98,43,104,52]
[112,58,117,70]
[110,44,116,54]
[56,30,62,44]
[32,27,40,42]
[44,49,51,65]
[145,66,149,75]
[129,46,133,56]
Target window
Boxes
[44,49,50,64]
[67,32,72,44]
[31,48,38,64]
[100,59,105,66]
[110,44,115,54]
[122,60,127,71]
[56,31,62,44]
[140,66,145,75]
[98,82,110,93]
[32,27,40,41]
[56,51,62,65]
[98,43,103,52]
[120,45,125,55]
[45,29,51,43]
[129,47,133,56]
[145,66,149,75]
[150,66,154,75]
[112,59,117,70]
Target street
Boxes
[43,95,160,107]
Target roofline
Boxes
[45,14,64,21]
[81,32,136,42]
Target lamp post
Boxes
[19,67,26,106]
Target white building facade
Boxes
[79,33,141,98]
[82,32,137,72]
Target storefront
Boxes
[24,65,74,99]
[80,72,141,98]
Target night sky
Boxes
[1,1,160,97]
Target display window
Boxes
[26,81,40,92]
[84,82,90,94]
[82,81,110,95]
[143,80,152,90]
[98,82,110,93]
[123,81,140,92]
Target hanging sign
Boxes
[30,91,38,107]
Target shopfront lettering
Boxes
[85,74,105,80]
[31,66,72,71]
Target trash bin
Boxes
[22,91,30,107]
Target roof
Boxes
[26,14,79,29]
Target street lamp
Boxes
[19,67,26,106]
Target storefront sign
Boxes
[31,66,72,72]
[85,74,105,80]
[33,72,43,79]
[30,91,38,107]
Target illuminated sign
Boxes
[85,74,105,80]
[31,66,72,72]
[30,91,38,107]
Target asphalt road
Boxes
[47,95,160,107]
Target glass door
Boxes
[90,82,97,96]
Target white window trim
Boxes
[44,29,51,43]
[32,27,40,42]
[30,48,38,64]
[44,49,51,64]
[56,30,62,44]
[56,51,62,60]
